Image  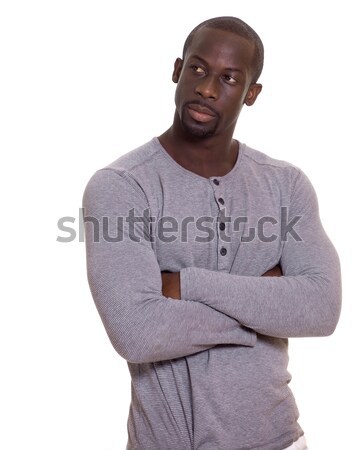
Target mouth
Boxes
[187,103,217,123]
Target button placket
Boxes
[211,178,226,208]
[210,177,229,269]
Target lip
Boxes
[187,104,217,123]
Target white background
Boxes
[1,1,359,449]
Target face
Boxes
[173,27,262,139]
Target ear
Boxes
[172,58,183,83]
[245,83,262,106]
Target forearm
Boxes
[89,277,256,364]
[180,261,341,338]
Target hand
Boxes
[262,264,283,277]
[161,271,181,299]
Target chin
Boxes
[181,120,217,139]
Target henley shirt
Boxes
[83,137,341,450]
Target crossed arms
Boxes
[83,168,341,364]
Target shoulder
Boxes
[239,143,301,189]
[85,138,161,184]
[106,137,162,175]
[245,144,319,208]
[242,144,299,172]
[84,138,162,207]
[238,143,318,206]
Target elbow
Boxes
[320,300,341,337]
[91,291,165,364]
[321,256,342,336]
[108,333,153,364]
[313,281,342,337]
[121,348,158,365]
[117,349,152,365]
[318,313,340,337]
[107,326,161,364]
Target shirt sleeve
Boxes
[83,168,256,364]
[180,169,342,338]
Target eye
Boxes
[222,74,238,85]
[190,65,205,74]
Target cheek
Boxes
[174,86,182,113]
[224,95,245,118]
[174,79,192,110]
[174,78,185,99]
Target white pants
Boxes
[283,435,308,450]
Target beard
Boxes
[181,119,217,138]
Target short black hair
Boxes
[182,16,264,83]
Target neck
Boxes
[158,123,238,179]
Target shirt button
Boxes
[218,197,225,205]
[220,247,227,256]
[213,179,220,185]
[219,222,225,231]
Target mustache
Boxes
[184,100,220,118]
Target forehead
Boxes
[185,27,255,71]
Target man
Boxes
[83,16,341,450]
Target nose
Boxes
[195,75,218,100]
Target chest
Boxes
[149,175,288,276]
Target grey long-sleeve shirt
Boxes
[83,137,341,450]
